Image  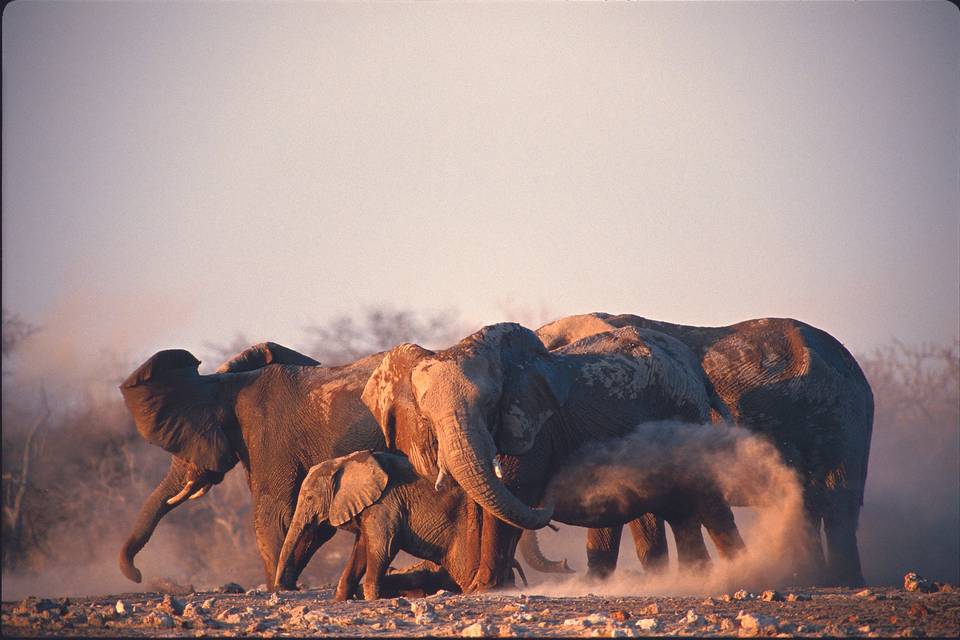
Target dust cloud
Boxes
[524,423,813,596]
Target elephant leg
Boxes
[253,498,290,589]
[629,514,668,574]
[798,499,828,585]
[670,516,711,573]
[468,511,522,592]
[586,526,623,580]
[334,532,367,601]
[699,499,746,560]
[362,519,399,601]
[823,504,865,587]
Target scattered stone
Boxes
[719,618,736,632]
[785,592,811,602]
[761,590,784,602]
[904,572,935,593]
[146,577,194,595]
[856,588,872,597]
[682,609,702,625]
[635,618,658,631]
[609,628,638,638]
[909,602,931,618]
[461,622,489,637]
[201,598,216,609]
[182,603,200,618]
[267,592,282,606]
[411,600,434,616]
[115,600,130,616]
[939,583,955,593]
[701,597,717,606]
[639,603,660,615]
[218,582,245,594]
[143,611,175,628]
[393,596,411,608]
[430,590,452,598]
[737,611,778,631]
[157,594,185,616]
[611,609,630,622]
[733,590,754,601]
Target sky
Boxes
[3,1,958,365]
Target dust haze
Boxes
[529,423,811,596]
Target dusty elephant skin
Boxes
[360,322,728,592]
[533,313,875,588]
[118,342,386,591]
[2,585,958,637]
[276,450,483,600]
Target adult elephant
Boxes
[118,342,386,590]
[360,322,726,591]
[534,313,874,587]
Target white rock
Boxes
[461,622,488,637]
[739,613,778,630]
[683,609,702,625]
[635,618,658,631]
[114,600,129,616]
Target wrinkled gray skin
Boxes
[360,322,726,592]
[533,313,874,587]
[118,343,385,590]
[277,451,490,600]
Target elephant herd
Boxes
[118,312,873,598]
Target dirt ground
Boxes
[3,582,958,638]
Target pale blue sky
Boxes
[3,1,958,367]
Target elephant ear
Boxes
[121,349,201,389]
[496,354,571,455]
[120,350,237,473]
[321,451,390,527]
[215,342,319,373]
[535,313,617,350]
[361,343,438,478]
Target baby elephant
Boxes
[276,450,515,600]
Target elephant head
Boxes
[361,323,569,531]
[275,451,392,587]
[118,343,318,583]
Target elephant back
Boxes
[216,342,320,374]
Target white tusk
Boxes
[188,484,210,500]
[166,480,195,505]
[434,468,450,492]
[492,458,503,480]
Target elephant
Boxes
[117,342,387,590]
[359,321,728,591]
[276,450,525,600]
[540,422,759,572]
[533,313,874,587]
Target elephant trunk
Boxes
[437,415,552,531]
[118,458,191,583]
[275,510,311,589]
[517,530,574,574]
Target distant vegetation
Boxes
[1,308,957,594]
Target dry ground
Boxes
[3,583,958,638]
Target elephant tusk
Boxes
[547,523,559,532]
[434,468,450,492]
[187,484,210,500]
[492,458,503,480]
[166,480,195,505]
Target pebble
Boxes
[761,590,784,602]
[218,582,245,594]
[635,617,658,631]
[904,572,935,593]
[639,602,660,615]
[785,593,811,602]
[157,594,184,616]
[682,609,702,625]
[461,622,489,637]
[733,590,753,601]
[115,600,130,616]
[738,611,779,631]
